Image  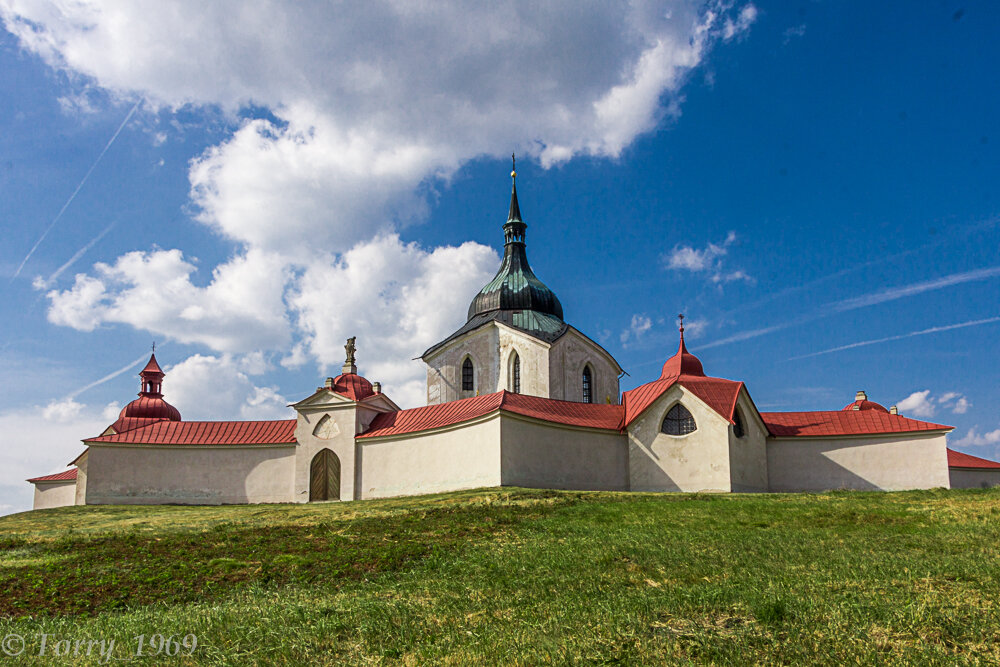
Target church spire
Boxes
[503,153,526,244]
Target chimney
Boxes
[372,382,381,394]
[889,405,898,415]
[324,377,334,389]
[855,390,867,402]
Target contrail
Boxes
[697,264,1000,351]
[37,221,117,288]
[10,101,140,282]
[67,349,153,400]
[829,266,1000,312]
[787,316,1000,361]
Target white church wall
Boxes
[497,326,550,397]
[424,325,500,405]
[32,480,77,510]
[83,443,296,505]
[74,451,88,505]
[356,415,501,499]
[293,401,360,502]
[728,389,769,492]
[499,414,628,491]
[627,385,732,492]
[948,468,1000,489]
[766,432,951,492]
[547,328,621,404]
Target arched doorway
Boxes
[309,449,341,501]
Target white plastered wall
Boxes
[83,443,296,505]
[424,325,500,404]
[32,480,77,509]
[547,327,621,404]
[627,385,732,492]
[949,468,1000,489]
[766,432,951,492]
[74,451,88,505]
[728,388,769,492]
[356,415,501,499]
[499,414,628,491]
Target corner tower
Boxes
[421,156,622,405]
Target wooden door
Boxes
[309,449,341,501]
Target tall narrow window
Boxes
[733,408,745,438]
[462,358,474,391]
[582,366,593,403]
[661,404,697,435]
[512,352,521,394]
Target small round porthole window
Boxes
[661,404,697,436]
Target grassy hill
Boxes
[1,488,999,665]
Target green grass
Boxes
[1,487,1000,665]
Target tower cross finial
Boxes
[151,341,156,353]
[678,313,685,337]
[511,152,516,180]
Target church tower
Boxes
[421,157,622,405]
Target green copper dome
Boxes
[466,177,564,322]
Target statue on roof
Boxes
[345,337,357,366]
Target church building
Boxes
[26,170,1000,509]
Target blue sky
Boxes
[1,1,998,513]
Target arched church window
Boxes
[733,408,745,438]
[662,404,697,436]
[462,358,474,391]
[512,352,521,394]
[582,365,593,403]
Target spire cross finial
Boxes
[511,152,516,181]
[151,341,156,353]
[678,313,685,337]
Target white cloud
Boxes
[952,427,1000,448]
[165,354,290,420]
[723,4,757,41]
[3,1,756,257]
[897,390,935,417]
[288,234,497,408]
[782,24,806,44]
[44,248,291,353]
[41,397,84,422]
[895,390,970,418]
[620,314,653,346]
[665,231,752,284]
[5,1,758,410]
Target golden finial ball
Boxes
[511,170,517,178]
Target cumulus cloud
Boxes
[166,354,290,420]
[288,234,497,407]
[952,427,1000,448]
[664,231,752,284]
[895,390,970,418]
[5,1,758,408]
[896,390,935,418]
[44,249,291,353]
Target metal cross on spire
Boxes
[511,152,516,181]
[678,314,685,336]
[151,341,156,353]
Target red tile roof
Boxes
[141,353,164,376]
[622,376,743,427]
[85,419,297,445]
[947,448,1000,469]
[761,411,952,437]
[359,391,624,439]
[27,468,78,483]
